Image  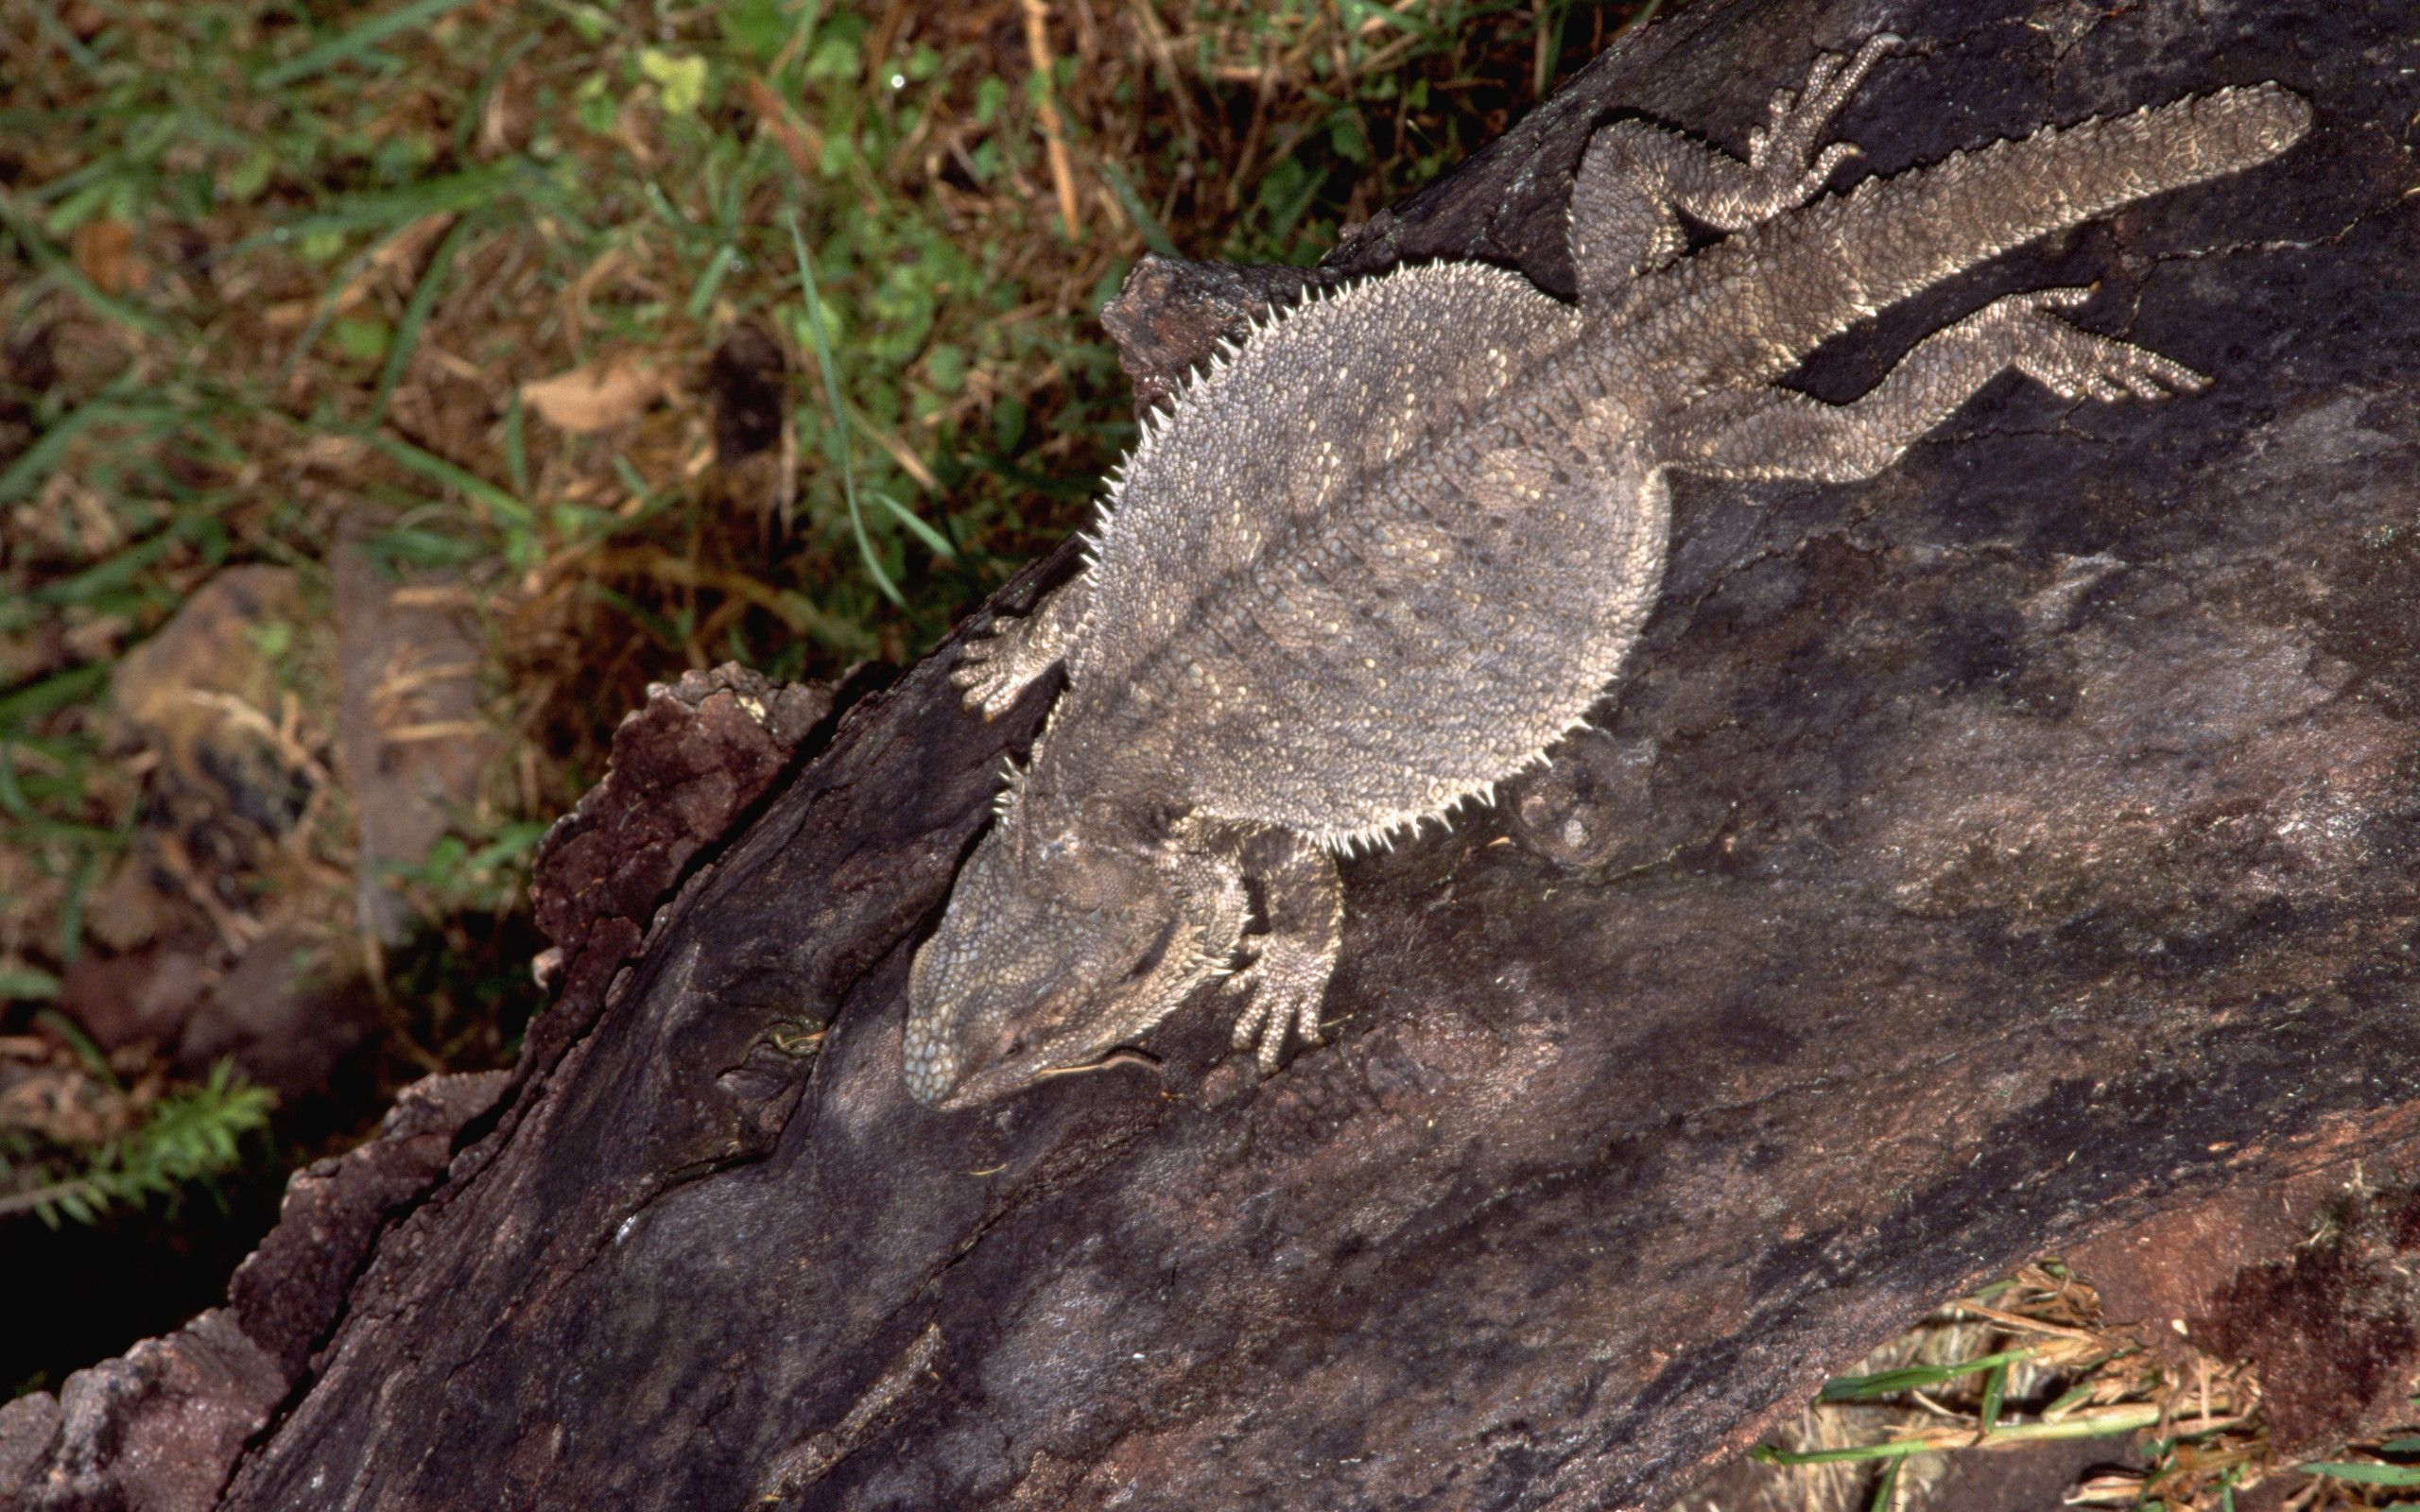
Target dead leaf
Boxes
[521,355,666,432]
[72,218,144,295]
[746,77,823,176]
[370,213,454,275]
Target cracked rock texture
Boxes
[17,0,2417,1508]
[0,665,839,1510]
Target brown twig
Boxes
[1020,0,1081,239]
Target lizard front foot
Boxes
[1219,943,1336,1074]
[948,628,1049,719]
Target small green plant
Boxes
[1743,1263,2264,1512]
[1,1058,276,1228]
[382,818,550,919]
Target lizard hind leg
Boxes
[1569,34,1898,296]
[1660,288,2210,487]
[1221,832,1345,1074]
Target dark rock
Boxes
[1099,255,1328,408]
[55,945,209,1054]
[228,1070,510,1379]
[2191,1186,2420,1458]
[0,1394,60,1493]
[707,321,789,465]
[2064,1165,2360,1335]
[528,663,833,958]
[174,926,378,1100]
[0,1070,510,1509]
[3,1309,285,1512]
[518,662,835,1089]
[1920,1437,2140,1512]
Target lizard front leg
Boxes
[1222,829,1344,1074]
[1570,33,1897,292]
[951,574,1092,718]
[1653,288,2206,485]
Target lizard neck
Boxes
[1014,716,1162,852]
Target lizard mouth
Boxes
[1046,1046,1163,1079]
[935,1044,1163,1110]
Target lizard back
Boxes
[1060,263,1661,848]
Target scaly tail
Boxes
[1647,83,2311,388]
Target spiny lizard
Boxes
[901,36,2310,1108]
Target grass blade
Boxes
[1754,1404,2165,1467]
[503,390,530,500]
[0,742,26,818]
[873,490,957,561]
[1335,0,1442,43]
[255,0,480,89]
[2301,1462,2420,1486]
[786,211,904,609]
[1753,1439,1943,1467]
[57,844,96,964]
[686,243,741,319]
[30,5,100,72]
[610,454,655,506]
[1866,1453,1903,1512]
[0,663,109,734]
[34,1006,115,1087]
[0,967,62,1001]
[457,31,545,156]
[34,529,178,607]
[371,212,482,425]
[0,403,104,507]
[0,190,164,335]
[1096,159,1180,258]
[368,433,531,527]
[1820,1349,2039,1402]
[240,163,528,256]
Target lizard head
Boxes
[903,800,1245,1108]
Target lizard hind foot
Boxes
[1737,32,1901,220]
[948,611,1071,718]
[1994,288,2209,402]
[945,578,1091,719]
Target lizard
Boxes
[899,34,2311,1109]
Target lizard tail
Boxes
[1662,83,2312,386]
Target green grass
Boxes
[1732,1257,2420,1512]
